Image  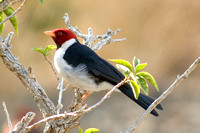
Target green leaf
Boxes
[136,75,148,95]
[0,0,4,3]
[39,0,43,4]
[8,6,15,12]
[79,127,83,133]
[116,64,130,77]
[110,59,133,72]
[44,45,56,54]
[129,80,140,99]
[84,128,100,133]
[137,71,159,91]
[133,56,140,68]
[33,45,56,57]
[0,11,4,34]
[33,47,45,55]
[135,63,147,73]
[3,7,18,33]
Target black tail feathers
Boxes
[118,84,163,116]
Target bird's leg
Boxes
[81,90,92,100]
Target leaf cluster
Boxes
[33,45,57,57]
[111,57,159,99]
[0,0,43,35]
[0,6,18,34]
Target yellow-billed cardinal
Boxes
[44,29,163,116]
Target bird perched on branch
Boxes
[44,28,163,116]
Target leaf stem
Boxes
[44,56,60,82]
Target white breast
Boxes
[54,39,114,92]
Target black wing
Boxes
[87,56,125,85]
[64,42,125,85]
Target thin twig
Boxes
[63,13,85,39]
[44,54,66,114]
[84,77,128,113]
[125,57,200,133]
[25,112,77,133]
[63,13,126,51]
[0,0,27,26]
[25,104,87,133]
[44,56,60,82]
[56,78,66,114]
[13,112,36,132]
[2,102,13,133]
[91,35,126,51]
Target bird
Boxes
[44,28,163,116]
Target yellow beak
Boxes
[44,30,55,37]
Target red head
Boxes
[44,29,77,48]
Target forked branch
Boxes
[63,13,126,51]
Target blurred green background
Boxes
[1,0,200,132]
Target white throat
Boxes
[54,38,77,78]
[60,38,77,50]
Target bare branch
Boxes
[0,32,56,118]
[92,32,126,51]
[63,13,85,39]
[0,0,27,25]
[56,78,68,114]
[68,88,85,112]
[41,78,128,132]
[25,75,129,133]
[2,102,13,132]
[13,112,36,133]
[63,13,126,51]
[25,112,77,133]
[29,104,87,133]
[125,57,200,133]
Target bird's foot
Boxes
[81,92,90,100]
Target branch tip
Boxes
[2,101,13,132]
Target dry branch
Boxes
[125,57,200,133]
[25,111,80,133]
[63,13,126,51]
[13,112,36,133]
[0,32,56,118]
[2,102,13,132]
[12,77,127,132]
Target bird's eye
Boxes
[58,32,63,35]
